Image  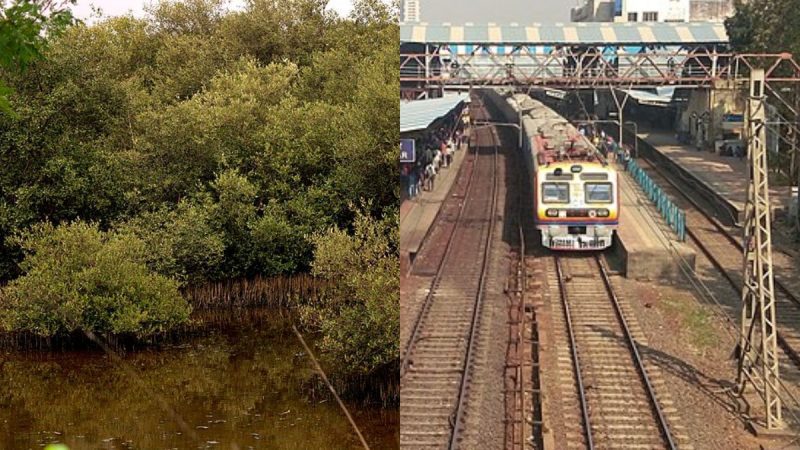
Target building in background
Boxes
[572,0,706,22]
[623,0,690,22]
[689,0,735,21]
[402,0,421,22]
[571,0,616,22]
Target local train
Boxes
[534,160,618,250]
[496,93,619,250]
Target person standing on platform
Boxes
[425,162,436,191]
[408,165,418,198]
[401,163,409,199]
[415,163,424,194]
[446,137,454,165]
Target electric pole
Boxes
[737,69,783,431]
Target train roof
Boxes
[506,95,613,168]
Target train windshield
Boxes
[542,182,569,203]
[585,182,612,203]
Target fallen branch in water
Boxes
[291,324,370,450]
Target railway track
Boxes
[552,254,676,450]
[636,156,800,367]
[400,100,499,449]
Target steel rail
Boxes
[635,155,800,367]
[555,255,677,449]
[510,128,529,449]
[685,226,800,367]
[400,100,483,378]
[448,107,500,450]
[637,153,800,308]
[636,153,800,431]
[595,255,677,450]
[517,223,526,450]
[399,96,500,449]
[554,256,594,450]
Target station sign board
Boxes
[400,139,416,163]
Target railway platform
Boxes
[614,159,697,280]
[636,131,792,225]
[400,136,469,275]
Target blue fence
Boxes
[625,158,687,241]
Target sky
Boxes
[71,0,356,22]
[420,0,576,23]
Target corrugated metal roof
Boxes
[400,22,728,45]
[400,94,467,133]
[622,88,674,106]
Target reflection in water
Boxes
[0,309,398,449]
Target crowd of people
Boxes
[400,110,468,201]
[575,123,631,164]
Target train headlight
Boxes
[546,209,559,217]
[596,209,610,217]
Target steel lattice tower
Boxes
[737,69,783,430]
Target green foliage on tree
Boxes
[0,0,76,115]
[0,0,398,282]
[0,0,398,379]
[0,221,190,337]
[117,200,226,284]
[302,206,399,382]
[726,0,800,55]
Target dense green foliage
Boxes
[0,1,75,114]
[726,0,800,54]
[0,0,399,354]
[726,0,800,232]
[0,221,189,336]
[303,207,398,381]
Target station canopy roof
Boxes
[620,87,675,106]
[400,94,468,134]
[400,22,729,45]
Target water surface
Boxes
[0,309,398,449]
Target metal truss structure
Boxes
[737,69,783,431]
[400,43,800,98]
[402,44,800,234]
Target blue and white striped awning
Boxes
[400,22,729,45]
[400,94,468,134]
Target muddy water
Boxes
[0,309,398,449]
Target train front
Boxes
[535,162,618,250]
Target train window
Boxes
[585,182,613,203]
[542,183,569,203]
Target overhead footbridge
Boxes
[400,22,800,98]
